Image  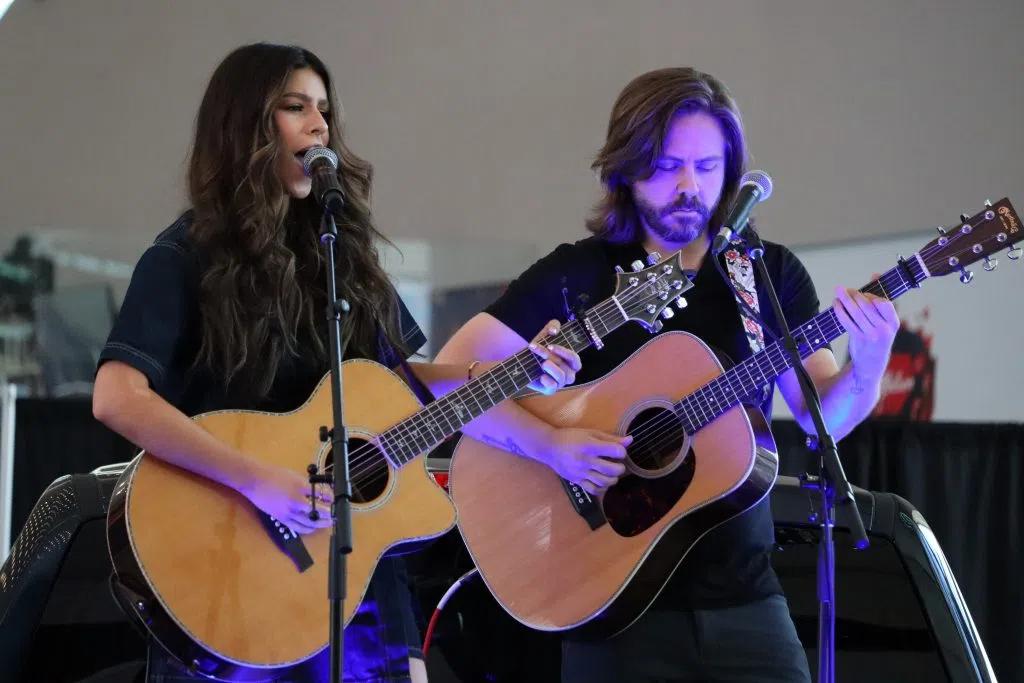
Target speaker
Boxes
[0,462,147,683]
[411,472,996,683]
[769,475,994,683]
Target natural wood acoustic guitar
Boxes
[448,199,1021,640]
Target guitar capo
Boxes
[561,277,602,348]
[560,276,592,321]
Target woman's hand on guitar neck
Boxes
[238,461,335,535]
[544,428,632,495]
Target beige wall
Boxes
[1,0,1022,264]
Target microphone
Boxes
[711,170,773,256]
[302,146,345,213]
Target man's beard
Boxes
[635,194,713,245]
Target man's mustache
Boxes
[662,198,710,217]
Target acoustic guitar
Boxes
[448,198,1021,640]
[105,250,695,681]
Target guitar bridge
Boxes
[256,510,315,573]
[560,478,606,530]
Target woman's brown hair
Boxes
[186,42,408,397]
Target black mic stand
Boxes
[733,227,869,683]
[306,207,353,683]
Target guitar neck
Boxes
[674,253,931,433]
[379,295,629,467]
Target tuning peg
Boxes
[646,251,662,265]
[984,199,993,207]
[675,296,688,309]
[630,260,645,272]
[652,319,664,332]
[1008,245,1023,261]
[959,267,974,284]
[614,265,624,274]
[983,256,998,272]
[960,213,971,223]
[936,226,946,235]
[661,307,674,320]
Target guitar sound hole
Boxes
[324,438,391,504]
[603,407,696,538]
[626,407,687,473]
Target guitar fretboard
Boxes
[376,293,630,467]
[672,254,928,433]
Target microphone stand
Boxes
[731,227,869,683]
[307,206,353,683]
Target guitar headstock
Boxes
[612,250,696,333]
[918,198,1022,283]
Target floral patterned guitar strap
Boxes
[721,241,770,405]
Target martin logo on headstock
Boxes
[919,198,1022,284]
[998,204,1020,236]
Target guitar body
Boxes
[106,360,456,681]
[449,331,779,640]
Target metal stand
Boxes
[731,227,868,683]
[0,379,18,561]
[306,208,353,683]
[800,442,854,683]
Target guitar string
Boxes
[324,228,987,491]
[326,257,758,488]
[600,226,994,466]
[629,223,996,459]
[323,264,692,490]
[322,228,985,493]
[627,275,904,466]
[346,253,888,483]
[476,229,981,476]
[320,269,873,496]
[317,226,998,494]
[327,277,665,487]
[322,282,651,486]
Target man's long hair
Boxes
[586,67,750,244]
[186,42,408,398]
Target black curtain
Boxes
[772,419,1024,683]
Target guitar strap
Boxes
[721,241,771,405]
[722,240,766,355]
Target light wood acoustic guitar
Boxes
[448,198,1021,640]
[104,250,696,681]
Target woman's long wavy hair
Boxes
[186,42,407,397]
[586,67,750,244]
